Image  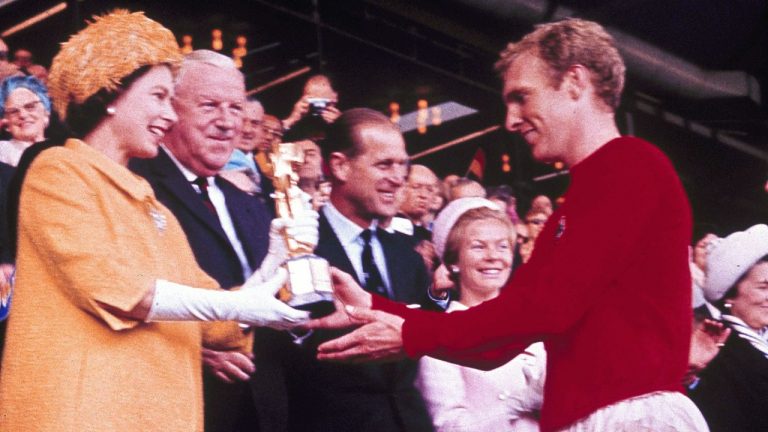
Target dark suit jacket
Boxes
[255,211,434,432]
[130,148,272,432]
[130,148,270,288]
[688,328,768,432]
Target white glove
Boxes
[147,268,310,330]
[255,211,320,282]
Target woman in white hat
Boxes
[689,224,768,431]
[415,197,545,431]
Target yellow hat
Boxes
[48,10,182,120]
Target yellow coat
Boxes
[0,139,244,431]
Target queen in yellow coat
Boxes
[0,11,311,431]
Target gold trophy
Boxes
[269,142,334,316]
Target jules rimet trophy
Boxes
[269,141,334,316]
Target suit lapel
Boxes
[218,177,269,268]
[315,211,358,284]
[151,149,230,241]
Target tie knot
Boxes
[193,176,209,190]
[361,228,373,244]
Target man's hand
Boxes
[316,306,406,363]
[320,105,341,124]
[202,348,255,384]
[304,267,372,330]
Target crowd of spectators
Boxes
[0,13,766,432]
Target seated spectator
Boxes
[449,177,486,200]
[689,224,768,431]
[0,75,50,166]
[416,197,545,431]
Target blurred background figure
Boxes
[518,208,549,264]
[530,194,553,217]
[689,224,768,431]
[0,39,20,81]
[11,49,33,73]
[0,76,50,166]
[449,177,485,200]
[417,197,545,431]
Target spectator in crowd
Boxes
[0,39,20,82]
[442,173,460,199]
[690,232,720,315]
[260,107,436,432]
[255,113,282,180]
[530,194,553,217]
[689,224,768,431]
[310,18,708,432]
[11,49,33,73]
[397,164,439,241]
[449,177,486,200]
[220,97,266,195]
[486,184,520,225]
[0,76,51,166]
[416,198,545,432]
[0,11,309,432]
[130,49,319,432]
[282,74,341,141]
[295,139,330,210]
[26,64,48,85]
[519,209,549,264]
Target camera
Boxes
[307,97,331,116]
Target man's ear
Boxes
[563,64,590,101]
[328,152,350,182]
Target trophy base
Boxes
[283,254,335,318]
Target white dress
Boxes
[416,301,546,432]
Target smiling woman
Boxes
[415,197,546,432]
[689,224,768,431]
[0,75,50,166]
[0,10,310,432]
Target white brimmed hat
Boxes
[704,224,768,302]
[432,197,500,260]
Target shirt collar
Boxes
[161,144,211,184]
[322,202,377,246]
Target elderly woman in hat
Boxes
[0,75,51,166]
[0,11,313,432]
[688,224,768,431]
[415,197,546,431]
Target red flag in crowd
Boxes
[466,147,485,181]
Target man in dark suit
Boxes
[257,108,435,432]
[130,50,317,432]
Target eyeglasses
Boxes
[4,100,43,119]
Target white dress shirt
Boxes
[322,203,392,297]
[164,146,253,282]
